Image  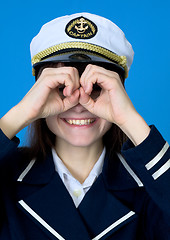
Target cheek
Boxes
[99,120,112,137]
[46,116,60,135]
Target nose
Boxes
[72,104,87,113]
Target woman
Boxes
[0,12,169,240]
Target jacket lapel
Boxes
[78,153,139,239]
[78,174,137,240]
[16,153,91,240]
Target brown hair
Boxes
[25,63,127,160]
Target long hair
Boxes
[25,63,127,160]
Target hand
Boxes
[0,64,80,139]
[79,64,136,126]
[79,64,150,145]
[19,64,80,122]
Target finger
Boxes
[62,89,80,112]
[84,71,123,94]
[80,64,94,93]
[44,73,74,90]
[45,72,79,97]
[79,87,95,114]
[83,64,119,79]
[80,64,92,81]
[80,64,105,94]
[80,64,120,93]
[58,67,80,96]
[40,66,80,93]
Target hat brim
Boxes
[33,52,125,80]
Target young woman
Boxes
[0,13,169,240]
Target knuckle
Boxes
[65,73,72,82]
[93,72,100,79]
[87,63,93,69]
[67,66,76,75]
[112,71,120,79]
[40,68,52,79]
[42,68,50,75]
[91,64,98,71]
[62,72,71,81]
[90,65,100,76]
[72,66,78,72]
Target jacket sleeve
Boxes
[0,129,20,227]
[121,125,170,239]
[0,129,20,169]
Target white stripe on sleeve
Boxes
[145,142,169,170]
[152,159,170,180]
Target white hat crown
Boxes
[30,12,134,77]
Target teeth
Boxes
[66,119,95,125]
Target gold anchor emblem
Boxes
[75,18,88,33]
[66,16,97,39]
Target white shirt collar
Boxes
[52,147,106,186]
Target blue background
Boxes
[0,0,169,145]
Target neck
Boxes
[55,139,104,183]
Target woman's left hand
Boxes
[79,64,150,145]
[79,64,136,127]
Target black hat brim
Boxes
[33,52,125,80]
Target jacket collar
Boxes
[16,151,55,185]
[102,152,143,190]
[17,150,141,190]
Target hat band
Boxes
[31,42,128,77]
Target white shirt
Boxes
[52,148,106,208]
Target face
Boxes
[45,62,112,148]
[46,104,112,148]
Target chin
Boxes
[57,133,101,148]
[66,137,98,148]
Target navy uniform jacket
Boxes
[0,126,170,240]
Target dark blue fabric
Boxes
[0,126,170,239]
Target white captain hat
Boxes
[30,12,134,79]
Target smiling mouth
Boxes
[64,119,96,126]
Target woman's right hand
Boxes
[20,64,80,121]
[0,64,80,139]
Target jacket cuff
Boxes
[0,129,20,154]
[121,125,169,183]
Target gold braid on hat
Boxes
[31,42,128,78]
